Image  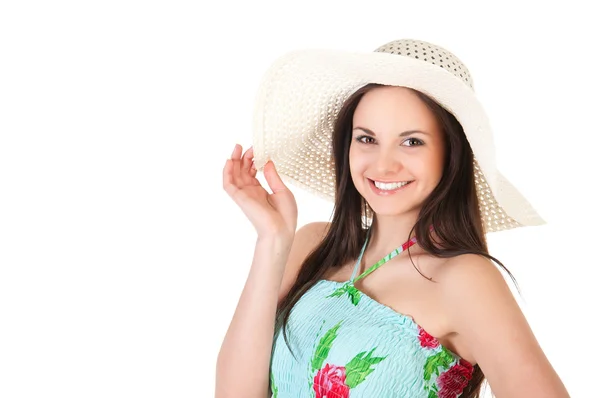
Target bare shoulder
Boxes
[436,252,518,343]
[437,253,509,293]
[437,253,569,396]
[277,222,330,304]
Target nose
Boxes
[375,148,402,175]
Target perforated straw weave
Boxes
[252,39,545,233]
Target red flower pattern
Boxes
[437,359,474,398]
[313,363,350,398]
[418,326,440,349]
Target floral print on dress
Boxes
[271,253,474,398]
[314,364,350,398]
[326,282,362,305]
[270,370,279,398]
[437,359,474,398]
[270,287,474,397]
[310,320,387,396]
[418,326,441,349]
[418,326,474,397]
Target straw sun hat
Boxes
[251,38,544,233]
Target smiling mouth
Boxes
[369,179,414,193]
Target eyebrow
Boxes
[352,127,429,137]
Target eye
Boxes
[402,137,424,147]
[355,135,375,144]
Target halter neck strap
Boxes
[349,229,418,284]
[349,228,371,282]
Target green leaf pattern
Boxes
[423,347,454,381]
[310,320,342,372]
[270,370,278,398]
[326,282,362,306]
[422,346,459,397]
[344,348,387,388]
[309,321,387,391]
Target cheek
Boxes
[348,157,361,183]
[425,151,445,182]
[348,144,374,166]
[412,154,444,182]
[348,146,361,172]
[348,150,367,186]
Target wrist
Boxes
[256,232,294,248]
[257,231,294,255]
[253,234,294,274]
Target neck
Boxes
[368,212,424,255]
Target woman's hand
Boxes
[223,144,298,241]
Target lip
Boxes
[368,179,414,195]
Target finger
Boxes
[263,160,287,193]
[241,146,254,172]
[229,144,243,183]
[222,159,238,196]
[249,160,257,178]
[241,147,255,183]
[230,144,242,160]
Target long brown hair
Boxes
[275,83,515,397]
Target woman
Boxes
[216,39,569,397]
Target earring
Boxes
[361,199,373,229]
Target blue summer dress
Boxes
[269,232,474,397]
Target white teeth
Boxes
[373,180,411,190]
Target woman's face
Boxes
[349,86,446,218]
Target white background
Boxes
[1,1,598,397]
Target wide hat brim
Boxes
[251,47,545,233]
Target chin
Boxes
[367,202,422,218]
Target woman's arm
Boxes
[215,235,292,398]
[215,220,330,397]
[216,145,298,397]
[441,254,570,397]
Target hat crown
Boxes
[375,39,474,90]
